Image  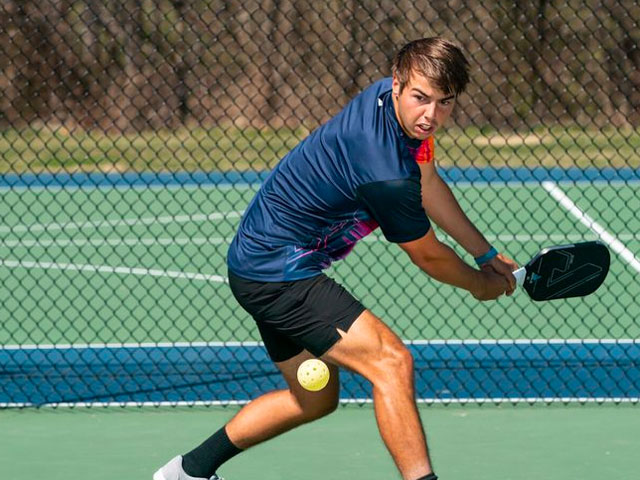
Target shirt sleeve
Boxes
[356,177,431,243]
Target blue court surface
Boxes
[2,341,640,406]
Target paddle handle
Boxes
[513,267,526,287]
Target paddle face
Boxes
[522,241,610,301]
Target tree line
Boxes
[1,0,638,132]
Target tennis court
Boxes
[0,403,638,480]
[3,2,640,479]
[2,168,639,406]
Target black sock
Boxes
[182,425,243,478]
[416,474,438,480]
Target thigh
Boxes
[275,350,340,407]
[321,309,409,382]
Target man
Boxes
[155,37,517,480]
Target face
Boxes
[392,72,456,140]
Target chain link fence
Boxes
[1,1,639,407]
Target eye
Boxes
[414,94,424,102]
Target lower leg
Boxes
[372,384,432,480]
[183,353,338,478]
[323,311,435,480]
[225,387,334,448]
[182,389,316,478]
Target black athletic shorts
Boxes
[228,271,366,362]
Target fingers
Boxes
[475,268,510,301]
[484,255,518,294]
[476,252,521,301]
[481,264,510,294]
[504,274,514,296]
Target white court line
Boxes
[0,210,244,235]
[1,341,264,350]
[1,397,638,408]
[0,259,227,284]
[0,182,263,192]
[542,181,640,273]
[3,338,636,350]
[6,232,640,250]
[0,236,234,248]
[452,179,640,188]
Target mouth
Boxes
[415,123,435,136]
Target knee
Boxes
[315,394,340,417]
[298,393,339,422]
[374,341,414,386]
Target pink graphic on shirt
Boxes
[334,218,378,259]
[288,216,379,265]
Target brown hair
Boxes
[392,37,470,96]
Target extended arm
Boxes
[399,229,509,300]
[355,174,512,299]
[419,162,517,293]
[419,162,490,256]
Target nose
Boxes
[423,101,437,121]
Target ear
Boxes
[392,75,401,97]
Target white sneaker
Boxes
[153,456,224,480]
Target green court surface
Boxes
[1,182,639,346]
[1,181,639,477]
[1,404,638,480]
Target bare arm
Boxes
[399,229,508,301]
[419,162,490,256]
[419,162,518,293]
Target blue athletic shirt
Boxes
[227,77,434,282]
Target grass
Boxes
[0,124,309,174]
[437,125,640,168]
[1,123,639,174]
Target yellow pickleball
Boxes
[297,359,330,391]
